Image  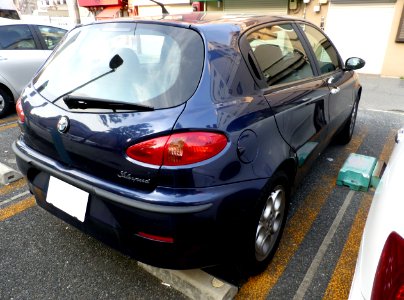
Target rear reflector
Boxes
[137,232,174,243]
[126,132,227,166]
[16,98,25,123]
[371,231,404,300]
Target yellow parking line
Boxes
[322,129,397,299]
[378,129,397,164]
[0,115,18,125]
[0,123,18,132]
[0,178,27,196]
[0,196,36,222]
[237,130,367,299]
[322,193,372,300]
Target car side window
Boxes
[247,23,314,87]
[300,24,341,75]
[0,25,36,50]
[37,25,67,50]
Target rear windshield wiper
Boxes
[63,95,154,112]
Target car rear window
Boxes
[33,22,204,109]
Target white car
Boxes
[349,128,404,299]
[0,18,67,117]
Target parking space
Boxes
[1,75,403,299]
[237,109,400,299]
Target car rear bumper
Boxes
[13,140,267,269]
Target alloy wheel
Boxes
[349,101,358,137]
[255,185,286,262]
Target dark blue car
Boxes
[13,13,364,273]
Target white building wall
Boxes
[325,3,395,74]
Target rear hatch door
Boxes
[21,21,204,191]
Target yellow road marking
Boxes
[0,115,18,125]
[378,129,397,164]
[0,179,27,196]
[0,123,18,132]
[237,130,367,299]
[322,193,372,300]
[0,196,36,222]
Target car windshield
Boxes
[33,22,204,109]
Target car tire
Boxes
[335,98,359,145]
[0,88,12,118]
[241,172,289,275]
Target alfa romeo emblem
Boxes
[57,116,69,133]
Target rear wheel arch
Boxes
[239,170,291,274]
[236,158,297,275]
[273,158,297,195]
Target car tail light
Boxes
[126,132,227,166]
[136,232,174,243]
[371,232,404,300]
[16,98,25,123]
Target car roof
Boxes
[93,12,303,34]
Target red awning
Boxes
[78,0,121,7]
[95,6,122,20]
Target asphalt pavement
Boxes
[358,74,404,112]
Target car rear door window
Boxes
[247,23,314,87]
[299,24,341,75]
[37,25,67,50]
[0,25,36,50]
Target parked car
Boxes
[0,18,67,117]
[349,128,404,299]
[13,13,365,273]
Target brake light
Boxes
[126,132,227,166]
[371,232,404,300]
[16,98,25,123]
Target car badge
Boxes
[57,116,70,133]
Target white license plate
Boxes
[46,176,89,222]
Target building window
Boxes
[396,6,404,43]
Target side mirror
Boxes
[345,57,365,71]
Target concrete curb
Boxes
[0,162,22,185]
[139,263,238,300]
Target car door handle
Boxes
[0,56,7,61]
[330,87,340,94]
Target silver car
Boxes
[0,18,66,117]
[349,128,404,299]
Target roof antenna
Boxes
[149,0,169,14]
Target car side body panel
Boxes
[0,49,49,98]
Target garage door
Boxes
[224,0,288,14]
[325,2,395,74]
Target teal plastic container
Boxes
[337,153,377,192]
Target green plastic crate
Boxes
[337,153,377,192]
